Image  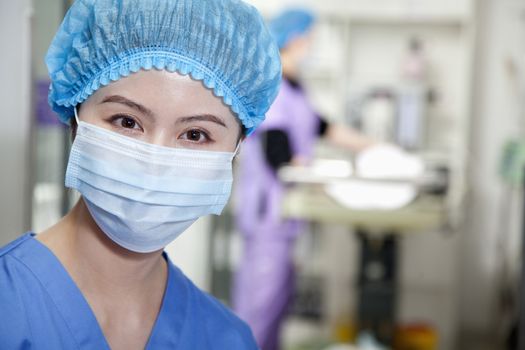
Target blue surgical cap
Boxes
[268,9,315,50]
[46,0,282,135]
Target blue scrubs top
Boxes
[0,233,258,349]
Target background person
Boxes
[233,8,375,350]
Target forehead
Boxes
[85,69,238,123]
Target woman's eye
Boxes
[120,116,138,129]
[182,129,209,143]
[109,115,142,131]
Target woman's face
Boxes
[78,69,242,152]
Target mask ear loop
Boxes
[232,141,242,159]
[73,106,80,125]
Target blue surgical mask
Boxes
[65,109,238,253]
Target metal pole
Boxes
[518,166,525,350]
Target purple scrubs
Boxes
[233,79,319,350]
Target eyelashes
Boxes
[105,114,215,145]
[180,129,212,143]
[108,114,143,132]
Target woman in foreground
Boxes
[0,0,280,348]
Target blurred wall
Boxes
[0,1,33,245]
[34,0,63,80]
[461,0,525,336]
[31,0,68,234]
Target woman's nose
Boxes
[147,128,174,148]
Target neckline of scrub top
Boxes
[15,233,187,349]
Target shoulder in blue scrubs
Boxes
[0,233,258,349]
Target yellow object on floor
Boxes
[333,317,357,343]
[394,324,438,350]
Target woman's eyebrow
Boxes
[100,95,154,118]
[177,115,227,128]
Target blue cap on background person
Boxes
[268,8,316,50]
[46,0,282,135]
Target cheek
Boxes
[218,129,242,152]
[80,115,106,129]
[218,114,243,150]
[213,125,242,152]
[232,123,244,147]
[76,104,106,128]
